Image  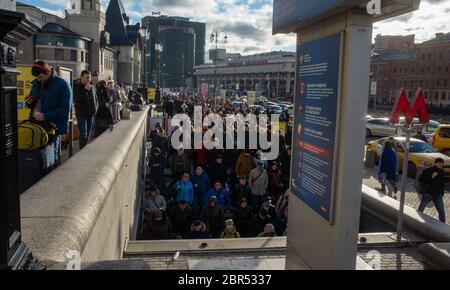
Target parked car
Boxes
[366,117,440,139]
[432,125,450,157]
[365,114,374,120]
[248,104,265,113]
[366,118,398,137]
[266,104,283,114]
[367,137,450,178]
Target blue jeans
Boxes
[77,115,94,150]
[418,193,446,223]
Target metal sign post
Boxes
[396,124,412,243]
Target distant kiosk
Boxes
[272,0,421,270]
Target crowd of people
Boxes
[73,71,147,150]
[141,94,293,240]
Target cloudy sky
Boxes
[19,0,450,56]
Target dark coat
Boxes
[200,205,224,237]
[94,86,113,134]
[420,166,446,196]
[148,153,165,181]
[143,215,172,240]
[233,206,256,237]
[207,161,228,185]
[73,79,98,117]
[169,206,194,236]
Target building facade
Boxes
[194,50,296,99]
[105,0,143,87]
[371,33,450,107]
[141,15,206,89]
[16,0,143,85]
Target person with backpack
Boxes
[418,158,447,223]
[25,60,73,165]
[73,70,98,150]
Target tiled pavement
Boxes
[126,248,425,270]
[357,246,425,270]
[363,166,450,224]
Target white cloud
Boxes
[373,0,450,42]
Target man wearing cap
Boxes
[233,198,256,237]
[418,158,447,223]
[200,196,225,238]
[249,160,269,213]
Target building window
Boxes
[420,80,423,87]
[421,53,425,60]
[420,67,424,73]
[55,49,64,61]
[427,66,431,73]
[441,91,447,100]
[439,52,443,59]
[393,68,397,74]
[399,67,403,74]
[85,52,89,64]
[446,66,449,73]
[70,50,77,62]
[435,91,439,100]
[425,91,429,99]
[438,66,442,73]
[428,52,431,60]
[38,48,48,59]
[81,51,84,62]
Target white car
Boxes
[366,118,398,137]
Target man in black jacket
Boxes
[73,70,98,150]
[418,158,447,223]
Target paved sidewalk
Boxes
[363,166,450,224]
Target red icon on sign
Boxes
[390,89,429,125]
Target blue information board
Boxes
[291,33,342,223]
[273,0,354,33]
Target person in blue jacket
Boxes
[191,166,211,216]
[378,140,398,197]
[25,60,73,165]
[174,173,194,206]
[205,181,232,212]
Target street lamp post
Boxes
[210,29,228,97]
[155,41,164,89]
[140,26,150,87]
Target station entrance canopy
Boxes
[273,0,421,34]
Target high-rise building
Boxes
[141,15,206,89]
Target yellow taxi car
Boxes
[367,137,450,178]
[431,125,450,157]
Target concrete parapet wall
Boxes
[361,185,450,242]
[20,108,149,268]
